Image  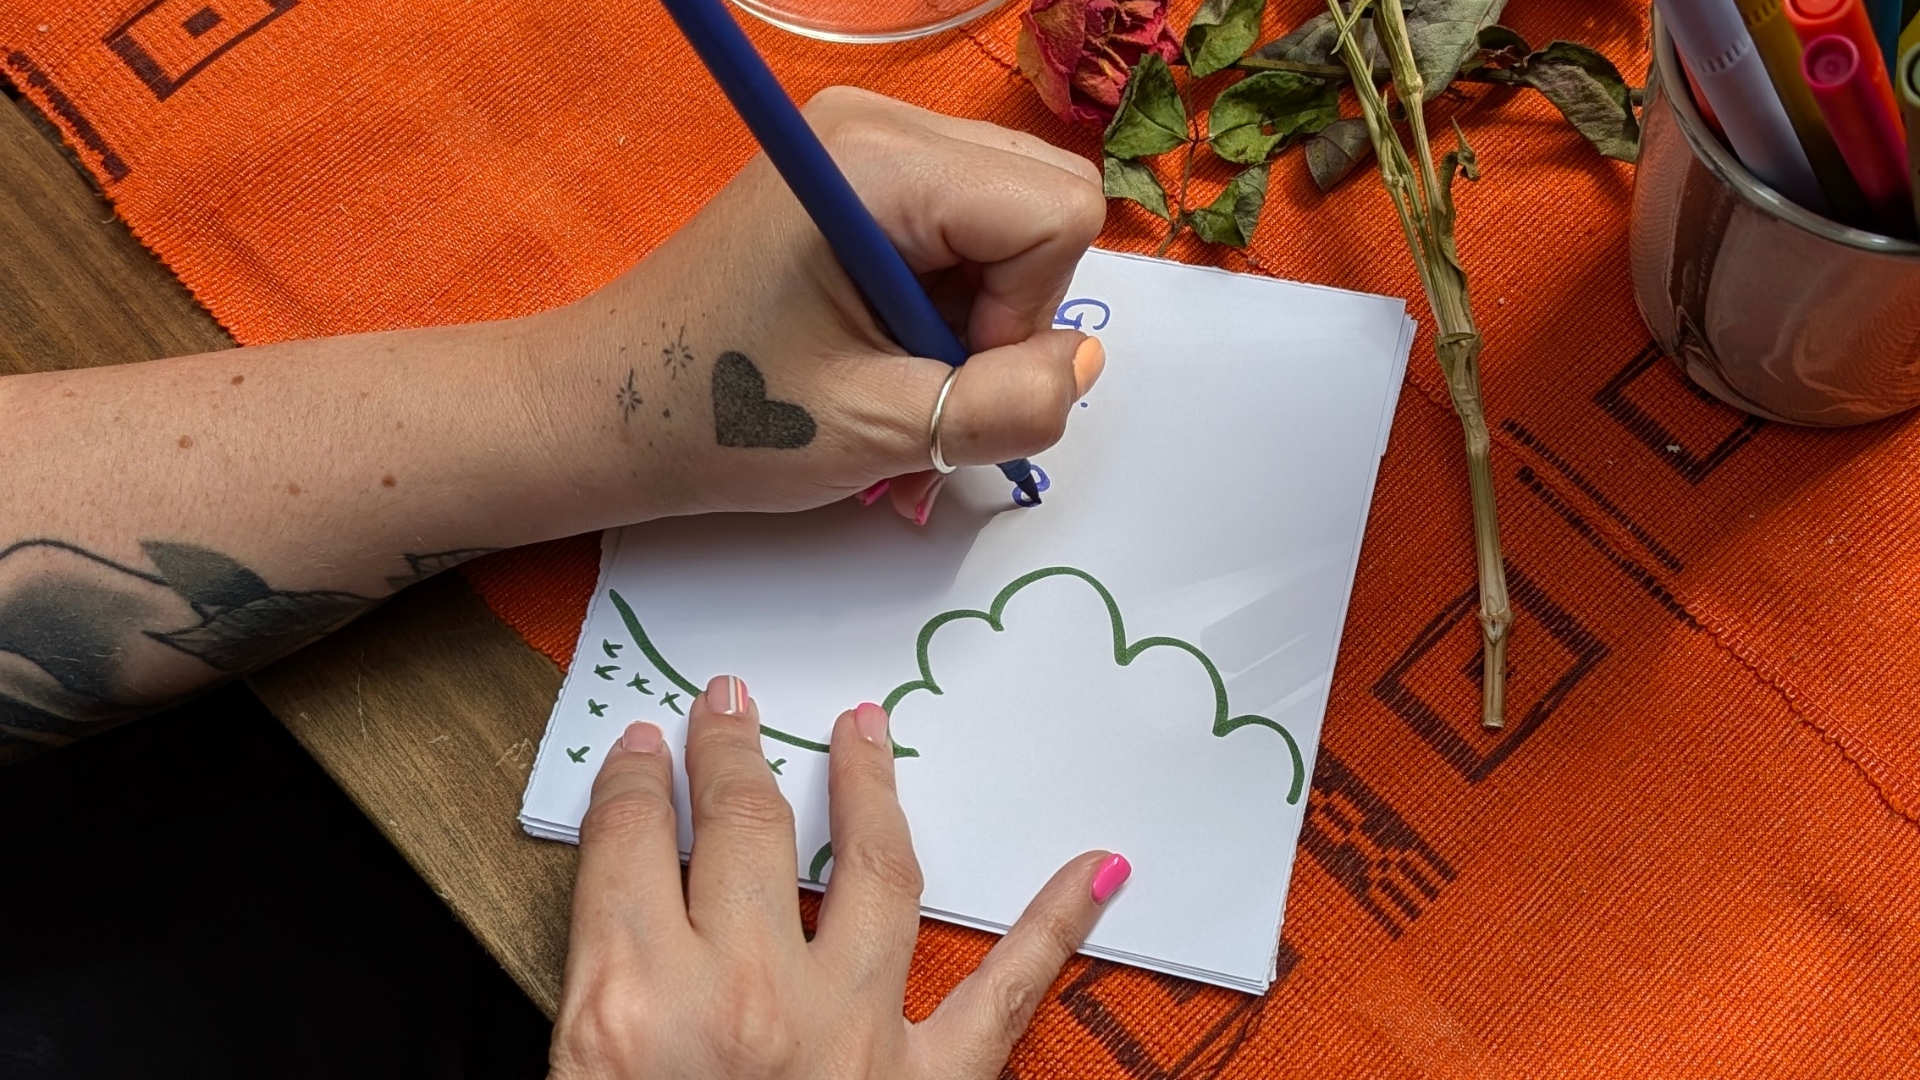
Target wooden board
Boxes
[0,94,574,1014]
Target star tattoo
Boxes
[661,324,695,380]
[616,369,643,423]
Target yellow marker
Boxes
[1737,0,1871,222]
[1900,42,1920,231]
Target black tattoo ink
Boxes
[712,352,816,450]
[135,541,369,671]
[384,548,501,593]
[616,369,643,423]
[661,324,695,381]
[0,539,381,751]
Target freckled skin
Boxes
[0,88,1100,755]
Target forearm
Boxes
[0,292,676,741]
[0,91,1104,751]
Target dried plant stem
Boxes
[1155,120,1201,258]
[1326,0,1512,728]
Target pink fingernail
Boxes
[1090,854,1131,904]
[856,479,892,506]
[621,721,663,754]
[914,476,947,527]
[706,674,748,718]
[853,701,889,745]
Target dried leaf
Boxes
[1208,71,1340,164]
[1436,120,1478,273]
[1254,9,1382,76]
[1304,116,1374,191]
[1186,163,1270,247]
[1469,23,1530,67]
[1103,154,1171,218]
[1519,41,1640,162]
[1103,54,1188,159]
[1185,0,1267,78]
[1404,0,1509,100]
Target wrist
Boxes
[511,270,712,525]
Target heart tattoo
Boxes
[711,351,816,449]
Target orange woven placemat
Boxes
[8,0,1918,1073]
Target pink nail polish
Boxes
[914,476,947,527]
[856,479,892,506]
[1090,854,1131,904]
[853,701,889,745]
[622,721,663,754]
[707,674,748,718]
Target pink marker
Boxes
[1803,33,1914,234]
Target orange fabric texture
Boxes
[7,0,1919,1073]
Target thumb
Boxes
[911,851,1130,1076]
[936,331,1105,469]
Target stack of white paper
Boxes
[521,250,1413,993]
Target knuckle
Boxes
[577,788,672,846]
[708,976,797,1078]
[818,116,904,161]
[1032,911,1083,964]
[837,751,897,796]
[1059,173,1108,237]
[836,833,924,900]
[552,988,653,1077]
[1014,368,1074,448]
[982,968,1045,1045]
[802,83,874,120]
[698,776,795,836]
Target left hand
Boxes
[546,677,1128,1080]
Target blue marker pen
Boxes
[659,0,1046,506]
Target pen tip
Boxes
[1017,475,1041,506]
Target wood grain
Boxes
[250,572,575,1014]
[1,95,575,1014]
[0,95,229,375]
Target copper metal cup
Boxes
[1630,15,1920,425]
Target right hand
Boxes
[546,676,1131,1080]
[547,87,1107,526]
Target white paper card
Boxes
[521,250,1413,992]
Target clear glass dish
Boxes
[729,0,1013,43]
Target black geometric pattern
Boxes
[106,0,301,101]
[1373,563,1609,783]
[1595,344,1764,485]
[1299,751,1457,939]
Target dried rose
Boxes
[1016,0,1183,129]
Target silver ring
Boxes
[927,367,961,475]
